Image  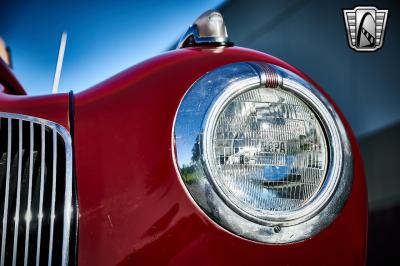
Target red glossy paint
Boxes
[0,92,70,130]
[73,46,367,266]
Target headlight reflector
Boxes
[204,86,328,218]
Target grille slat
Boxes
[1,119,12,266]
[11,121,23,266]
[35,125,45,266]
[0,154,7,210]
[23,122,34,266]
[0,114,75,266]
[48,129,57,266]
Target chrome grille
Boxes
[0,113,74,266]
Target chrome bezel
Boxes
[173,62,353,243]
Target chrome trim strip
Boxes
[48,128,57,266]
[1,119,12,266]
[36,124,45,266]
[12,120,23,266]
[24,122,34,266]
[61,123,73,266]
[173,62,353,243]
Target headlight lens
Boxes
[204,87,328,218]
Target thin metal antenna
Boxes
[52,32,67,94]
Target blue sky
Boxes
[1,0,225,95]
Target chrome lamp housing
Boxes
[173,62,353,244]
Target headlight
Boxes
[174,62,352,243]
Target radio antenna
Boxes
[52,32,67,94]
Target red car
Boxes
[0,10,367,266]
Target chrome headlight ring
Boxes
[173,62,352,243]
